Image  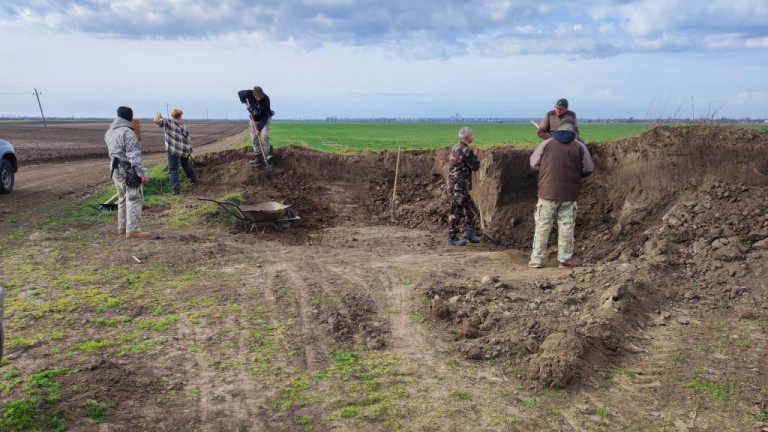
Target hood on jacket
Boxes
[109,117,134,131]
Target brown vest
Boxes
[537,138,584,201]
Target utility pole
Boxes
[33,88,47,128]
[165,102,170,119]
[206,109,209,120]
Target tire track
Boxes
[181,262,281,432]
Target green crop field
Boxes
[269,122,768,153]
[268,122,653,153]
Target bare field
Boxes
[1,125,767,431]
[0,120,246,164]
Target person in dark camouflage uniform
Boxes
[447,127,481,246]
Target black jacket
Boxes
[237,90,274,131]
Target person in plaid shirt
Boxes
[154,109,197,195]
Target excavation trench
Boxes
[194,125,768,387]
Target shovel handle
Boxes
[104,193,119,204]
[391,145,402,204]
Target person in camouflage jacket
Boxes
[447,127,481,246]
[105,106,150,238]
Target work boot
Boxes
[249,156,263,166]
[118,227,126,234]
[463,228,481,243]
[447,235,467,246]
[265,154,274,164]
[126,230,151,239]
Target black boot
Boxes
[447,235,467,246]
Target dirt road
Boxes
[0,131,247,228]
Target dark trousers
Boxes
[168,153,197,193]
[448,190,478,236]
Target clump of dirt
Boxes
[321,292,388,350]
[50,359,186,430]
[422,267,656,387]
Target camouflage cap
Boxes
[557,117,576,132]
[555,98,568,109]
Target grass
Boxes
[684,379,737,399]
[270,122,658,152]
[450,390,471,401]
[82,401,117,423]
[0,369,77,430]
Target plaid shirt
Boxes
[158,118,192,157]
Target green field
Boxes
[269,122,768,153]
[268,122,643,153]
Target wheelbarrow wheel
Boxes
[285,208,298,228]
[273,208,297,231]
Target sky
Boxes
[1,0,767,120]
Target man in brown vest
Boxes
[537,98,579,141]
[528,118,594,268]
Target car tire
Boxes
[0,159,14,194]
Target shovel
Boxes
[97,193,119,211]
[257,134,273,173]
[390,144,402,223]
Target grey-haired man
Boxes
[447,127,481,246]
[528,118,594,268]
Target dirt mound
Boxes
[46,359,187,430]
[193,125,768,387]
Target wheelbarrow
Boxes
[197,197,300,232]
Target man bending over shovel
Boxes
[238,86,275,172]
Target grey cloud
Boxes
[2,0,767,58]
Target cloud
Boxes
[1,0,767,58]
[733,91,768,106]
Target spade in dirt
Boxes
[255,134,274,173]
[390,144,402,223]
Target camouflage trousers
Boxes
[249,117,272,158]
[112,168,144,233]
[530,198,577,265]
[448,190,478,236]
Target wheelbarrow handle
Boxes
[197,197,249,222]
